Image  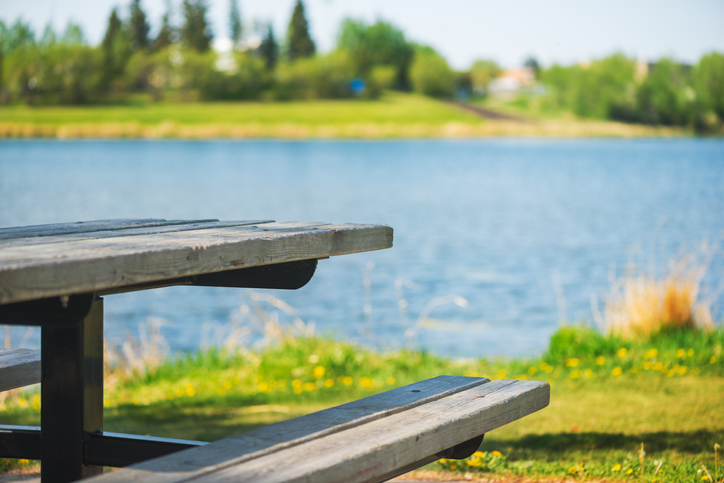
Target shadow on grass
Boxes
[487,430,723,456]
[103,397,331,442]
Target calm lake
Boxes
[1,139,723,358]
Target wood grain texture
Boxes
[0,219,215,240]
[0,348,41,391]
[0,220,274,249]
[85,377,550,483]
[0,221,393,305]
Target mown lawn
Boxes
[1,326,722,481]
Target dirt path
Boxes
[447,102,531,123]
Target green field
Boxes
[1,326,722,481]
[0,92,687,139]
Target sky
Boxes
[1,0,723,69]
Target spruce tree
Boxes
[154,1,174,51]
[101,8,124,91]
[285,0,314,61]
[229,0,242,48]
[128,0,150,51]
[181,0,212,52]
[258,24,278,69]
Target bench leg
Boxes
[41,296,104,482]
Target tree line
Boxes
[0,1,722,131]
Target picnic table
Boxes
[0,219,549,483]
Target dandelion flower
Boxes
[492,450,502,457]
[313,366,326,379]
[676,348,686,358]
[568,467,578,474]
[613,464,622,471]
[618,347,628,357]
[626,468,633,474]
[596,356,606,366]
[450,464,458,470]
[566,358,580,367]
[611,367,623,377]
[644,349,658,359]
[324,378,334,388]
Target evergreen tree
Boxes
[257,24,278,69]
[154,1,175,51]
[229,0,242,48]
[62,21,85,45]
[181,0,212,52]
[128,0,150,51]
[40,23,57,46]
[285,0,314,61]
[101,8,127,91]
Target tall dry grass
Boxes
[604,254,715,339]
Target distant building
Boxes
[488,67,536,96]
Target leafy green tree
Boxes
[257,24,278,70]
[409,48,454,97]
[469,59,501,96]
[128,0,150,51]
[693,52,724,121]
[229,0,242,48]
[336,19,413,89]
[285,0,315,61]
[635,58,691,125]
[181,0,213,52]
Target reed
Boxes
[604,254,714,340]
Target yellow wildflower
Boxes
[258,382,269,392]
[492,450,502,457]
[584,369,593,378]
[303,382,315,392]
[687,348,694,357]
[313,366,326,379]
[566,358,580,367]
[596,356,606,366]
[450,464,458,470]
[568,466,578,474]
[618,347,628,357]
[528,366,538,375]
[359,377,373,389]
[613,464,622,471]
[342,376,353,386]
[644,348,658,359]
[473,451,485,457]
[626,468,633,474]
[611,367,623,377]
[570,370,581,379]
[676,348,686,358]
[324,378,334,388]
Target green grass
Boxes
[1,326,722,480]
[0,92,478,126]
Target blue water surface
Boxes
[1,139,723,357]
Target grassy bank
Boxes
[0,92,689,139]
[1,326,722,481]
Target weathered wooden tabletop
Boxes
[0,219,393,305]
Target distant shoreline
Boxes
[0,120,690,140]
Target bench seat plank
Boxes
[0,219,214,241]
[87,377,549,483]
[0,221,393,305]
[0,348,41,391]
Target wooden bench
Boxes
[0,348,41,392]
[87,376,549,483]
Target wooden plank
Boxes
[0,222,393,305]
[85,376,489,482]
[0,219,218,241]
[0,220,275,249]
[0,348,41,391]
[86,378,550,483]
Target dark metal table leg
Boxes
[41,296,104,482]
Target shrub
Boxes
[409,51,454,98]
